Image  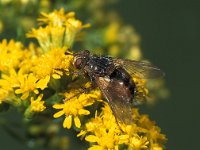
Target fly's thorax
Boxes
[86,56,115,76]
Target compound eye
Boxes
[74,58,83,69]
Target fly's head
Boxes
[72,50,90,70]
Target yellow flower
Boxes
[53,87,101,129]
[128,136,149,150]
[0,39,26,71]
[129,46,142,61]
[30,94,46,112]
[0,69,25,105]
[27,9,90,51]
[38,8,71,26]
[0,69,17,92]
[14,72,50,100]
[27,26,52,52]
[31,47,73,79]
[79,104,122,150]
[108,45,120,57]
[123,112,167,150]
[104,22,119,44]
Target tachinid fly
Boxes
[69,50,164,124]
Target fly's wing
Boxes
[113,59,164,79]
[95,76,133,124]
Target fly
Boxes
[67,50,164,124]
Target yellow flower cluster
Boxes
[0,9,86,112]
[78,104,166,150]
[0,39,26,71]
[0,8,167,150]
[27,8,90,52]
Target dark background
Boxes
[117,0,200,149]
[1,0,200,149]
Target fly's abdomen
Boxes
[110,67,136,101]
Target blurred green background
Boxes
[0,0,199,149]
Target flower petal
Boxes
[15,89,23,94]
[36,75,50,89]
[63,115,72,129]
[74,116,81,128]
[77,130,87,137]
[21,91,29,100]
[53,104,64,109]
[79,109,90,115]
[52,73,61,79]
[53,110,64,118]
[85,135,98,142]
[88,145,103,150]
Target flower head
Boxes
[78,103,167,150]
[53,86,101,129]
[30,94,46,112]
[31,47,73,79]
[0,39,26,71]
[27,9,90,51]
[14,73,50,100]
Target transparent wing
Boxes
[113,59,165,79]
[95,76,133,124]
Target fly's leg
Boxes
[53,68,83,76]
[63,84,97,103]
